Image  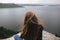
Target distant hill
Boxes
[0,3,23,8]
[17,4,60,6]
[0,3,60,8]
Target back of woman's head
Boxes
[24,11,39,25]
[21,11,40,40]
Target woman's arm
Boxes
[37,25,43,40]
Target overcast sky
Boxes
[0,0,60,4]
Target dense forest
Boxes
[0,26,18,39]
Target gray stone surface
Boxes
[0,30,60,40]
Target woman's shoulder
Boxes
[38,25,44,30]
[14,32,23,40]
[14,32,22,37]
[16,33,21,36]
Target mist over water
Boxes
[0,5,60,36]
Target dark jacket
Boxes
[27,21,43,40]
[21,21,43,40]
[37,25,43,40]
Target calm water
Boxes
[0,6,60,36]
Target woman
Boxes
[20,11,43,40]
[3,11,43,40]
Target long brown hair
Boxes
[21,11,40,40]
